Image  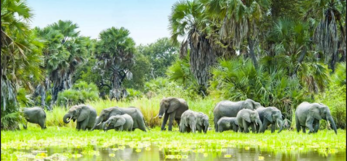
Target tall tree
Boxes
[34,20,93,110]
[1,0,44,129]
[169,0,216,96]
[94,27,135,100]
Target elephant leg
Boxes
[251,123,256,133]
[168,112,176,131]
[313,120,320,133]
[161,114,169,131]
[176,119,180,126]
[80,117,90,130]
[233,125,238,132]
[295,116,301,133]
[76,122,81,130]
[137,119,147,132]
[119,126,123,131]
[243,120,249,133]
[260,120,268,133]
[218,125,223,132]
[302,126,306,133]
[271,124,276,133]
[305,117,315,133]
[214,117,219,132]
[39,120,46,129]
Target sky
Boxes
[26,0,178,46]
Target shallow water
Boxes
[6,143,346,161]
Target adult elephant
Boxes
[22,107,46,129]
[256,107,284,133]
[236,109,262,133]
[63,104,97,130]
[295,102,337,134]
[158,97,189,131]
[213,99,262,132]
[92,106,147,132]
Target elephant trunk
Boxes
[327,115,337,134]
[276,119,284,133]
[102,122,109,131]
[91,116,103,131]
[63,113,72,124]
[256,119,262,133]
[158,108,164,119]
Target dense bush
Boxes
[56,81,99,107]
[316,63,346,129]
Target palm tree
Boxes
[1,0,44,130]
[94,27,135,100]
[203,0,271,68]
[169,0,216,96]
[34,21,93,109]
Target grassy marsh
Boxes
[1,126,345,160]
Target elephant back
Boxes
[214,100,245,117]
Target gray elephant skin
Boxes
[295,102,337,134]
[158,97,189,131]
[63,104,97,130]
[236,109,262,133]
[102,114,133,131]
[213,99,262,132]
[179,110,209,133]
[22,107,46,129]
[217,117,238,132]
[196,112,209,133]
[92,106,147,132]
[256,107,284,133]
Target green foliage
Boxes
[210,57,312,118]
[56,81,99,107]
[137,37,179,80]
[316,63,346,129]
[123,52,151,91]
[1,0,44,130]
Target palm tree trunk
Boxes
[247,37,258,69]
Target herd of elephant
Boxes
[21,97,337,134]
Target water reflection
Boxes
[9,143,346,161]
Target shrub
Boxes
[56,81,99,107]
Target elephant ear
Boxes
[114,117,126,127]
[167,99,179,114]
[264,110,273,122]
[309,104,322,120]
[77,106,89,122]
[242,112,251,123]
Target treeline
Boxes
[1,0,346,130]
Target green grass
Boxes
[1,126,345,160]
[45,95,221,128]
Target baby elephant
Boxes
[236,109,262,133]
[179,110,209,133]
[22,107,46,129]
[196,112,209,133]
[102,114,133,131]
[217,117,239,132]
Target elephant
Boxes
[63,104,97,130]
[213,99,262,132]
[295,102,337,134]
[179,110,197,133]
[158,97,189,131]
[102,114,133,131]
[256,107,284,133]
[196,112,209,133]
[92,106,147,132]
[236,109,262,133]
[21,107,46,129]
[217,117,239,132]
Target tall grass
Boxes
[44,93,222,128]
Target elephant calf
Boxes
[196,112,209,133]
[102,114,134,132]
[217,117,238,132]
[22,107,46,129]
[179,110,209,133]
[236,109,262,133]
[256,107,284,133]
